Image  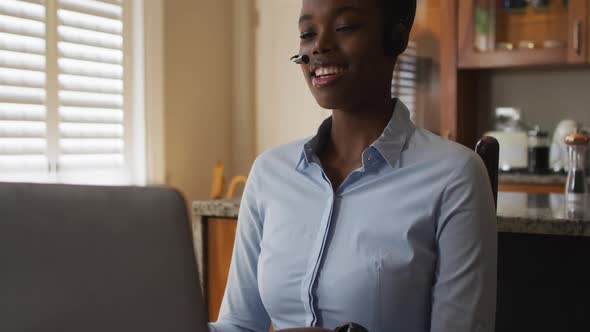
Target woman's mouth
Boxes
[311,65,348,87]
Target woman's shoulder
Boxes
[250,138,310,174]
[406,128,480,170]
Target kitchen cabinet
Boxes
[499,183,564,192]
[458,0,588,68]
[206,218,237,322]
[440,0,590,150]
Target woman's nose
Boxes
[312,30,334,55]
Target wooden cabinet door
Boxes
[568,0,588,63]
[207,218,238,322]
[457,0,588,68]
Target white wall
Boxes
[255,0,330,154]
[164,0,234,201]
[476,67,590,135]
[231,0,256,176]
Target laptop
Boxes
[0,182,208,332]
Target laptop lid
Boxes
[0,182,208,332]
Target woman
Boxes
[209,0,497,331]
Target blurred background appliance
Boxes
[486,107,529,172]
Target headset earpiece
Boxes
[386,22,409,56]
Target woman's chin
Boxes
[311,93,351,111]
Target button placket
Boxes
[300,164,336,326]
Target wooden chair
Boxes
[475,136,499,211]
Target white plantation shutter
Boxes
[392,41,418,121]
[0,0,50,181]
[56,0,127,182]
[0,0,133,184]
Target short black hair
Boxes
[378,0,416,55]
[379,0,416,28]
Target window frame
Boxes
[0,0,147,185]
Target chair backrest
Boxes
[475,136,499,210]
[0,182,208,332]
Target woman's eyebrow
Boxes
[299,14,312,25]
[299,6,367,25]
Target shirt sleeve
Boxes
[208,160,271,332]
[430,154,498,332]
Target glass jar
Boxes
[527,126,550,174]
[473,0,569,53]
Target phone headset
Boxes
[383,0,417,56]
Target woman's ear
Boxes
[386,22,410,56]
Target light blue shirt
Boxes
[209,101,497,332]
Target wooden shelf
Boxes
[458,0,587,69]
[458,47,568,69]
[499,183,564,193]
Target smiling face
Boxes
[299,0,396,111]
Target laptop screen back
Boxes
[0,182,208,332]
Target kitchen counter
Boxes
[497,192,590,236]
[499,172,590,185]
[193,192,590,237]
[193,199,240,219]
[499,173,567,185]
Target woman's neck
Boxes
[323,98,395,165]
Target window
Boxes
[0,0,139,185]
[391,41,418,121]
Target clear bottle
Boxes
[565,132,589,203]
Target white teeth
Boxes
[314,66,346,77]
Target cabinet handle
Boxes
[573,20,582,56]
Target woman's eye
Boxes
[300,31,315,40]
[336,25,359,33]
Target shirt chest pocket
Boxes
[375,254,434,332]
[314,255,381,329]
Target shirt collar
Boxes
[297,99,416,170]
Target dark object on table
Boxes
[528,126,551,174]
[0,182,209,332]
[503,0,527,9]
[334,322,369,332]
[476,136,499,210]
[530,0,549,8]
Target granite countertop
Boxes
[193,193,590,237]
[497,192,590,236]
[499,173,590,186]
[193,199,241,218]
